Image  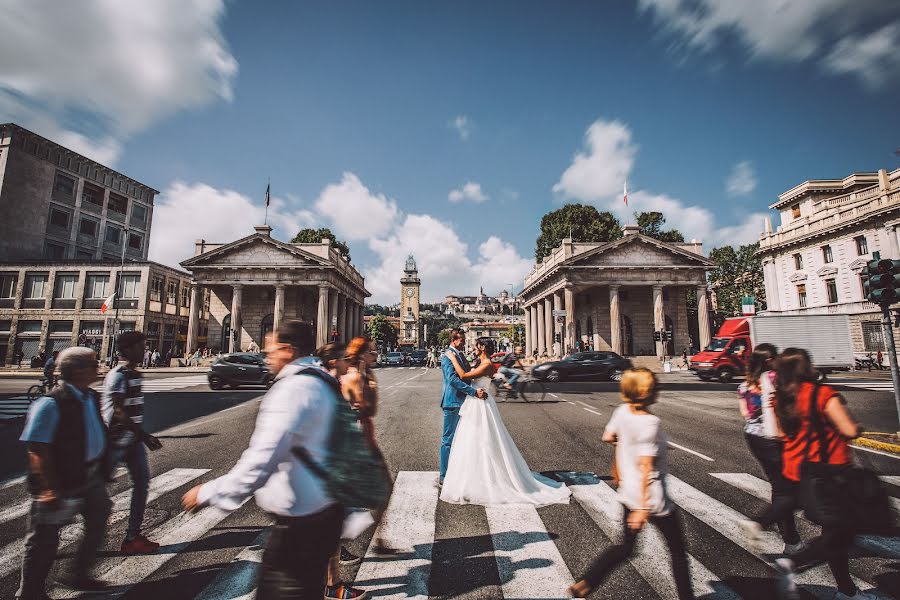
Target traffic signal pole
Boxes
[881,306,900,436]
[866,252,900,435]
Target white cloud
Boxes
[0,0,238,164]
[313,172,399,240]
[726,160,757,197]
[554,117,768,249]
[448,182,489,203]
[448,115,473,140]
[638,0,900,88]
[148,181,314,269]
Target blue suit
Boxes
[439,347,477,481]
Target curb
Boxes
[853,436,900,455]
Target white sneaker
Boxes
[835,590,881,600]
[738,519,764,554]
[774,558,799,600]
[782,541,807,556]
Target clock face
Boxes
[405,287,415,298]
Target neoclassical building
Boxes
[180,225,369,353]
[520,225,715,359]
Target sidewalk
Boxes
[0,366,209,377]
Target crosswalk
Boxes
[1,467,897,599]
[0,396,30,421]
[827,377,896,392]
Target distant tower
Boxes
[400,255,421,347]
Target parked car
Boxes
[381,351,404,366]
[409,350,428,366]
[531,351,632,382]
[208,352,272,389]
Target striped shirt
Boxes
[102,363,144,425]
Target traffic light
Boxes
[665,329,673,342]
[865,258,900,305]
[653,331,662,342]
[554,333,561,343]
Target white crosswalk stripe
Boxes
[137,375,211,393]
[826,378,896,391]
[0,396,31,420]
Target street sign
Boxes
[551,309,567,317]
[556,315,565,323]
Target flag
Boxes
[100,291,116,314]
[623,181,628,206]
[265,183,270,208]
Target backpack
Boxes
[291,367,390,509]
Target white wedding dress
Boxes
[440,377,571,506]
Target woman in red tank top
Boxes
[772,348,865,600]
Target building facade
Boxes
[399,255,421,347]
[180,226,369,354]
[0,260,207,365]
[444,288,521,316]
[520,226,716,359]
[758,167,900,354]
[0,123,157,262]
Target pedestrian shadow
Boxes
[155,433,216,439]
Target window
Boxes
[862,321,885,352]
[797,284,807,308]
[108,192,128,215]
[75,249,94,260]
[54,172,75,196]
[24,273,48,298]
[131,203,148,227]
[150,276,163,301]
[119,273,141,299]
[78,217,98,237]
[80,321,104,336]
[127,231,143,251]
[48,321,73,335]
[166,280,177,304]
[793,253,803,270]
[48,206,70,229]
[18,320,42,334]
[85,274,109,299]
[0,273,16,298]
[180,285,190,307]
[105,224,121,245]
[791,204,801,219]
[861,273,871,300]
[146,321,160,336]
[43,242,65,260]
[822,245,833,263]
[855,235,869,255]
[53,274,77,299]
[825,279,838,304]
[81,182,104,209]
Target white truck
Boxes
[750,313,855,373]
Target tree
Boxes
[367,314,398,348]
[437,328,452,349]
[535,204,622,261]
[708,242,766,316]
[291,227,351,261]
[635,212,684,243]
[504,324,525,349]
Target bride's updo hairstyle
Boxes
[476,337,495,356]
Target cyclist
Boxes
[499,346,525,391]
[43,350,59,389]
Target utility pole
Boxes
[108,227,128,368]
[865,251,900,435]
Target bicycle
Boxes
[490,371,547,402]
[26,377,53,403]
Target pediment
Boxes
[789,271,807,282]
[567,235,715,269]
[816,265,838,277]
[182,234,328,269]
[848,257,869,272]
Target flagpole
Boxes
[264,178,270,226]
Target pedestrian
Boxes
[15,348,25,369]
[568,368,694,600]
[866,351,873,372]
[182,321,344,600]
[532,348,539,362]
[736,344,803,555]
[151,349,160,368]
[17,347,112,598]
[43,351,59,388]
[681,348,688,369]
[102,331,162,554]
[876,349,883,370]
[771,348,869,600]
[143,347,151,369]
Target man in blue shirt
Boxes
[17,347,111,599]
[42,350,58,388]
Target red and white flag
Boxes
[623,181,628,206]
[100,292,116,314]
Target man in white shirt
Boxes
[182,320,343,600]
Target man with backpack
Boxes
[182,320,361,600]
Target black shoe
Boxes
[339,546,362,566]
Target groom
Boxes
[439,329,486,485]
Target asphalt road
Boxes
[0,367,898,599]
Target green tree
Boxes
[635,211,685,243]
[367,314,398,347]
[504,324,525,348]
[437,329,451,348]
[535,204,622,261]
[708,242,766,316]
[291,227,351,261]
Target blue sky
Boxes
[2,1,899,302]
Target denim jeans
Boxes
[499,367,522,387]
[114,441,150,540]
[439,407,460,482]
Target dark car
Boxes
[409,350,428,366]
[208,352,273,389]
[531,351,632,382]
[381,351,404,366]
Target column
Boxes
[536,300,546,355]
[357,304,365,338]
[230,284,243,352]
[524,305,533,357]
[653,284,665,360]
[543,296,553,355]
[329,289,339,342]
[696,285,711,352]
[342,297,350,342]
[564,286,575,355]
[348,301,356,339]
[316,285,330,347]
[886,225,900,259]
[336,294,346,342]
[609,285,621,354]
[553,291,563,356]
[273,284,285,334]
[762,261,780,312]
[186,284,201,355]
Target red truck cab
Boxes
[689,317,752,383]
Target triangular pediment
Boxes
[565,234,716,269]
[181,234,329,269]
[848,257,869,272]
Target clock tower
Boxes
[400,254,421,347]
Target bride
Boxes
[439,337,571,506]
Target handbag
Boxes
[798,385,892,533]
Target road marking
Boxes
[0,468,209,580]
[354,471,440,599]
[582,407,602,416]
[667,442,714,462]
[550,393,560,399]
[666,475,871,598]
[571,480,740,599]
[851,443,900,460]
[0,474,26,490]
[195,530,268,600]
[881,476,900,486]
[484,504,574,599]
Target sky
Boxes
[2,0,899,304]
